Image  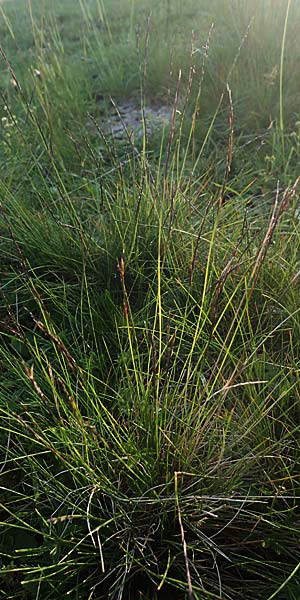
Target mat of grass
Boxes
[0,1,300,599]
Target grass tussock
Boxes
[0,1,300,599]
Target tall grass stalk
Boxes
[279,0,292,160]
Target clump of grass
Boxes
[1,2,300,600]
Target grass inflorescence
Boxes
[0,1,300,599]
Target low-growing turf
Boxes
[0,1,300,599]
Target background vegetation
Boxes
[0,0,300,598]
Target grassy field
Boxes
[0,1,300,598]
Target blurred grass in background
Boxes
[1,0,300,129]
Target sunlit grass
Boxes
[0,1,300,599]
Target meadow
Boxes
[0,0,300,598]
